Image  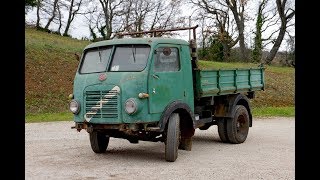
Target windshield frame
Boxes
[78,46,114,74]
[78,44,151,74]
[108,44,151,72]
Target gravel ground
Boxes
[25,117,295,180]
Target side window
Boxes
[154,47,180,72]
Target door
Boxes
[148,44,184,114]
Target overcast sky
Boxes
[25,0,294,51]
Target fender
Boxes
[157,101,195,132]
[215,93,253,127]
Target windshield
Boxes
[79,45,150,73]
[109,45,150,71]
[80,47,112,74]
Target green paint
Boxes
[195,68,264,98]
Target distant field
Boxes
[25,28,294,122]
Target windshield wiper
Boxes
[98,51,102,63]
[131,45,136,63]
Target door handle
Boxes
[152,74,159,79]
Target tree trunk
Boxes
[99,0,112,40]
[252,0,264,62]
[36,0,41,29]
[226,0,247,61]
[222,42,230,58]
[238,26,247,61]
[57,3,62,34]
[265,24,286,64]
[63,0,75,36]
[89,25,97,41]
[44,0,59,30]
[264,0,295,65]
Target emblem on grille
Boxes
[99,74,107,81]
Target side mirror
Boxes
[74,53,80,61]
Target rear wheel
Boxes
[165,113,180,162]
[226,105,250,144]
[89,131,110,153]
[217,118,230,143]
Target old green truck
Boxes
[69,26,265,162]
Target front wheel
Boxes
[165,113,180,162]
[89,131,110,153]
[226,105,250,144]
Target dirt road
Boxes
[25,117,294,180]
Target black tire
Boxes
[217,119,230,143]
[165,113,180,162]
[89,131,110,153]
[226,105,250,144]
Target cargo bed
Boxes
[194,68,265,98]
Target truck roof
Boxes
[84,37,189,50]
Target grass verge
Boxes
[26,112,73,123]
[25,106,295,123]
[252,106,295,117]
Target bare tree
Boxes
[44,0,60,30]
[120,0,134,32]
[83,2,99,40]
[120,0,183,34]
[149,1,162,31]
[153,0,183,30]
[264,0,295,64]
[83,0,183,40]
[224,0,248,60]
[131,0,154,35]
[98,0,124,40]
[56,2,63,34]
[36,0,43,29]
[251,0,280,62]
[63,0,84,36]
[191,0,240,59]
[214,9,239,57]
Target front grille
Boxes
[85,90,118,119]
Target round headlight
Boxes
[125,98,137,114]
[69,100,80,114]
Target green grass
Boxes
[252,106,295,117]
[26,112,73,123]
[25,27,90,55]
[198,60,295,74]
[198,60,258,69]
[25,106,295,123]
[26,27,90,114]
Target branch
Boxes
[261,18,280,33]
[262,28,280,41]
[285,29,294,38]
[262,10,277,22]
[286,23,295,29]
[262,40,274,48]
[229,35,240,47]
[285,9,295,21]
